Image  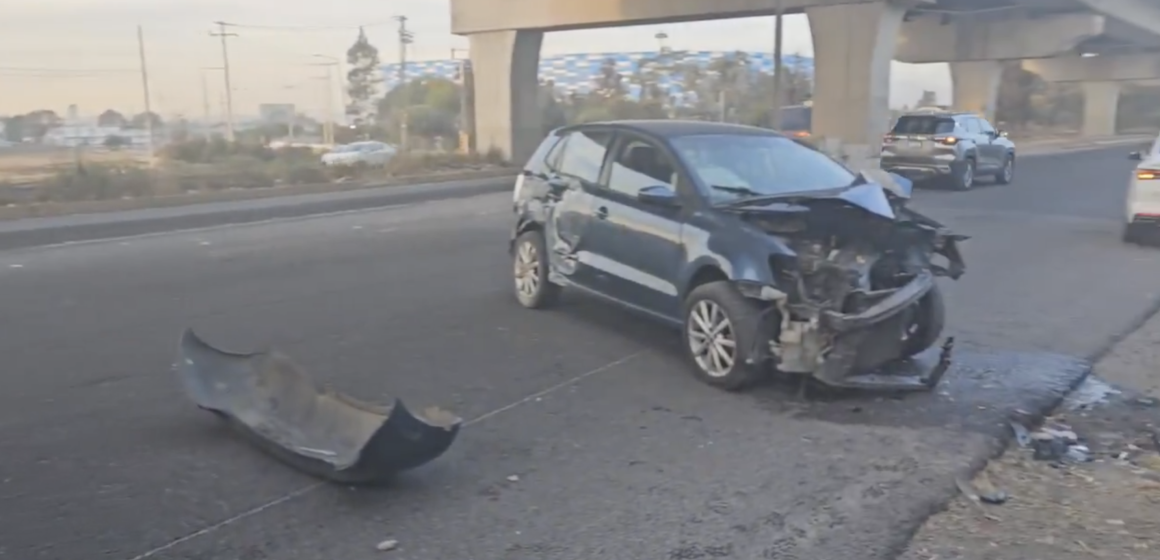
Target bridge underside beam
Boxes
[451,0,933,35]
[896,13,1106,63]
[1024,53,1160,82]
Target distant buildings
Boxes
[380,50,815,99]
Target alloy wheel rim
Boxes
[514,241,540,299]
[962,163,974,188]
[1003,159,1013,182]
[688,300,736,377]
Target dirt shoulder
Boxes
[900,311,1160,560]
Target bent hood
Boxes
[734,182,898,220]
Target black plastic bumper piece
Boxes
[821,271,935,333]
[174,329,461,485]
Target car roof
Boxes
[898,110,973,118]
[562,119,785,140]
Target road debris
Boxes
[506,474,520,482]
[375,539,399,552]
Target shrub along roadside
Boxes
[0,143,511,206]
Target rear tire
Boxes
[950,159,975,191]
[512,230,561,309]
[1122,224,1140,245]
[994,154,1015,185]
[681,281,772,392]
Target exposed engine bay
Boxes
[730,184,965,390]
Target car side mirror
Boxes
[546,176,570,194]
[637,185,679,206]
[1129,151,1144,161]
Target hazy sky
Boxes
[1,0,950,119]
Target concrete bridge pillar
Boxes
[806,1,906,170]
[950,60,1003,123]
[1082,81,1121,137]
[468,29,543,162]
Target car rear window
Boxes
[778,106,811,131]
[892,116,954,135]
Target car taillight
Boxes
[882,135,896,143]
[1137,169,1160,180]
[937,136,959,146]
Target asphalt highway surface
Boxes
[1,146,1156,560]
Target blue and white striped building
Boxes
[381,51,814,98]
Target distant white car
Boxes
[321,141,397,167]
[1123,135,1160,244]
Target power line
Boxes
[218,20,395,32]
[0,66,136,73]
[216,20,445,34]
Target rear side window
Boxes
[557,130,613,183]
[892,116,954,135]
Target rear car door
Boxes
[540,129,614,289]
[955,115,983,166]
[581,132,685,317]
[973,117,1003,170]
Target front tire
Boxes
[512,230,561,309]
[681,281,771,391]
[901,284,945,358]
[994,154,1015,185]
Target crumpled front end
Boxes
[174,329,461,484]
[737,191,965,391]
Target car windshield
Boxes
[670,133,857,203]
[892,116,954,135]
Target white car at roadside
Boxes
[1123,135,1160,244]
[321,141,397,167]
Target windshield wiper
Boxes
[710,185,764,197]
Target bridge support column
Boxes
[468,29,543,162]
[806,1,906,170]
[1082,81,1121,137]
[951,60,1003,123]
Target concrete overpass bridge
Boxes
[450,0,1160,168]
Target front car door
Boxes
[540,128,615,289]
[581,132,686,319]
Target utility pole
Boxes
[394,16,413,87]
[210,21,238,141]
[136,25,155,158]
[201,71,211,140]
[311,55,341,145]
[394,15,414,150]
[772,0,784,127]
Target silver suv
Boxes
[881,110,1016,190]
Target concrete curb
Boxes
[0,174,516,252]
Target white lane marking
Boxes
[9,264,23,268]
[123,350,645,560]
[198,241,211,246]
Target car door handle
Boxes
[595,206,609,219]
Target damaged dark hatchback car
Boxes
[509,121,967,392]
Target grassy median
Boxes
[0,139,512,219]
